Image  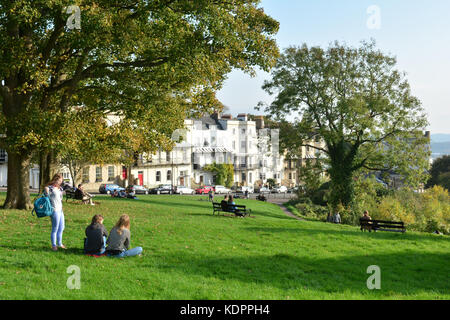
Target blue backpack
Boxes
[32,194,53,218]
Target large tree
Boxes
[0,0,279,209]
[260,41,429,208]
[426,155,450,191]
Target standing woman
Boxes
[44,173,66,251]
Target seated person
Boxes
[360,210,372,231]
[227,195,237,214]
[257,194,266,201]
[84,214,108,255]
[106,214,143,258]
[119,190,127,198]
[220,195,229,211]
[126,190,137,199]
[76,184,95,205]
[74,186,83,200]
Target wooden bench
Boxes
[212,202,251,217]
[360,218,406,233]
[65,188,92,204]
[65,188,78,202]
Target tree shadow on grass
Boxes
[244,226,450,243]
[160,251,450,298]
[138,198,212,212]
[1,244,84,256]
[138,199,289,220]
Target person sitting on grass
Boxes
[84,214,108,256]
[119,190,127,198]
[106,214,143,258]
[257,193,266,202]
[126,190,137,199]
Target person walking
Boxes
[208,189,215,202]
[44,173,66,251]
[106,214,143,258]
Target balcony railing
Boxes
[234,164,260,170]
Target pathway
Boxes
[266,197,303,221]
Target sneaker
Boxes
[51,246,58,251]
[59,245,67,249]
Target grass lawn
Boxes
[0,193,449,300]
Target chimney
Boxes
[254,115,265,129]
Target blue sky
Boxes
[217,0,450,133]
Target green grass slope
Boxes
[0,194,448,300]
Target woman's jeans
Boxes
[50,210,65,247]
[108,247,143,258]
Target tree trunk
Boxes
[3,152,33,210]
[328,143,356,209]
[329,169,354,208]
[39,150,58,192]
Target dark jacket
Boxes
[84,223,108,254]
[220,200,228,211]
[75,188,84,200]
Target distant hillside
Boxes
[431,134,450,143]
[431,141,450,159]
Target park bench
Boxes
[65,188,77,202]
[360,218,406,233]
[212,202,251,217]
[65,188,93,204]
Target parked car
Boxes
[214,185,231,194]
[175,186,195,195]
[256,186,270,193]
[195,186,214,194]
[236,186,254,194]
[287,186,300,193]
[99,184,125,194]
[150,184,174,194]
[126,185,149,195]
[272,185,288,193]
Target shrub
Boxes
[295,202,329,221]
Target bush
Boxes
[288,182,450,235]
[295,202,329,221]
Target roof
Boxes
[197,115,225,130]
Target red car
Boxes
[195,186,214,194]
